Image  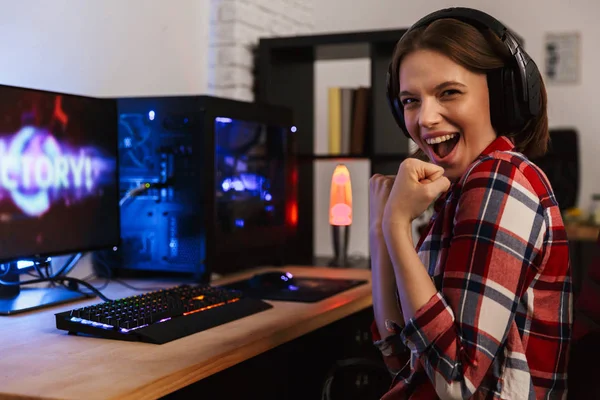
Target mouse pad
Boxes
[219,277,368,303]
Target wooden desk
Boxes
[566,223,600,242]
[0,266,372,400]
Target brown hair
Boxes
[390,18,549,160]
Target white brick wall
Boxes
[208,0,314,101]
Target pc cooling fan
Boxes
[118,113,157,175]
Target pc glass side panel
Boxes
[209,104,295,275]
[103,96,207,281]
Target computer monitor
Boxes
[0,84,119,315]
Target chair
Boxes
[321,357,391,400]
[531,128,579,211]
[568,231,600,399]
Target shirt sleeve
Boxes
[400,158,546,399]
[371,319,410,376]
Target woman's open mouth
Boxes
[425,133,460,160]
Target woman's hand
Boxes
[383,158,451,229]
[369,174,394,235]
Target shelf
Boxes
[299,154,368,160]
[296,153,408,162]
[259,28,406,51]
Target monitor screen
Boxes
[214,117,287,234]
[0,85,119,263]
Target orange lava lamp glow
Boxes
[329,164,352,226]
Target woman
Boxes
[369,8,572,400]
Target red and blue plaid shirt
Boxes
[373,136,572,399]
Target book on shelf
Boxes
[327,86,371,156]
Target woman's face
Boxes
[398,49,497,181]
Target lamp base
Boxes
[329,225,350,267]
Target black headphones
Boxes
[386,7,543,138]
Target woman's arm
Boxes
[383,158,547,399]
[370,228,412,375]
[370,227,404,338]
[368,174,410,374]
[381,221,437,323]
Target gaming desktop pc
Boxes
[0,84,120,315]
[102,95,297,280]
[108,95,366,304]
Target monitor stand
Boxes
[0,260,94,316]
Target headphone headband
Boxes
[407,8,507,39]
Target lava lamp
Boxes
[329,164,352,267]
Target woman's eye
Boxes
[401,98,417,106]
[441,89,460,97]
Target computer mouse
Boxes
[248,271,297,290]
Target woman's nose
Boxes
[418,98,443,129]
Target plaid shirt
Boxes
[372,136,572,399]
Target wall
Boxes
[0,0,215,277]
[0,0,315,276]
[208,0,315,101]
[0,0,212,97]
[312,0,600,259]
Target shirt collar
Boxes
[478,135,515,159]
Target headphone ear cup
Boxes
[522,52,543,117]
[392,98,411,138]
[487,68,505,133]
[487,67,527,135]
[386,69,411,138]
[503,67,528,132]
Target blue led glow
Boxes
[148,110,155,121]
[221,179,230,191]
[17,260,35,269]
[215,117,232,123]
[69,316,173,334]
[69,317,114,331]
[291,126,297,133]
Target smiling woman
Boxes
[369,7,571,400]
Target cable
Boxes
[93,251,167,292]
[119,179,174,207]
[53,253,82,277]
[119,184,150,207]
[0,275,112,302]
[0,265,11,278]
[0,254,112,301]
[110,278,167,292]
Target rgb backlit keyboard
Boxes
[55,284,273,344]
